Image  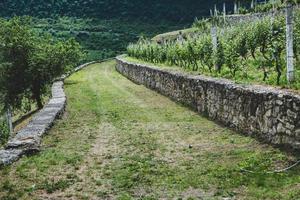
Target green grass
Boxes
[124,56,300,92]
[0,60,299,199]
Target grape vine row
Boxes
[127,8,300,88]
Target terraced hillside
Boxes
[0,61,299,200]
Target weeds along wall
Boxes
[116,56,300,150]
[0,114,9,145]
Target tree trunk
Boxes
[33,85,43,109]
[36,96,43,109]
[286,2,295,83]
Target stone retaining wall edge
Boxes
[116,56,300,151]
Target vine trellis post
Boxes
[234,2,238,14]
[223,3,226,23]
[211,25,218,72]
[214,4,218,17]
[286,1,295,83]
[255,0,257,12]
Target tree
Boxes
[29,38,83,108]
[0,17,83,110]
[0,17,34,110]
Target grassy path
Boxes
[0,60,299,200]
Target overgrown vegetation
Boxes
[0,116,9,145]
[0,17,83,110]
[0,0,236,22]
[0,17,83,144]
[127,8,300,89]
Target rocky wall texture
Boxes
[224,12,276,25]
[0,82,66,166]
[116,56,300,150]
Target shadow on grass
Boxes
[13,109,40,129]
[64,80,82,86]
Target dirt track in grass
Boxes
[0,60,299,200]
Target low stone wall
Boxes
[0,61,95,166]
[224,11,281,25]
[116,56,300,150]
[0,82,66,166]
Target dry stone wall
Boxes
[0,82,66,166]
[116,56,300,150]
[0,61,96,166]
[224,11,277,25]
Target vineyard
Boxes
[127,2,300,89]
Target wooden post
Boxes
[234,2,238,14]
[286,2,295,83]
[214,4,218,17]
[177,31,184,45]
[223,2,226,22]
[251,0,254,9]
[6,108,13,136]
[211,26,218,71]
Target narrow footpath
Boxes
[0,60,299,200]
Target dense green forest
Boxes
[0,0,239,61]
[0,0,236,22]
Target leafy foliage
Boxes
[249,0,300,13]
[32,17,184,62]
[0,0,235,22]
[0,17,83,110]
[127,11,300,88]
[0,115,9,145]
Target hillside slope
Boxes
[0,0,235,22]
